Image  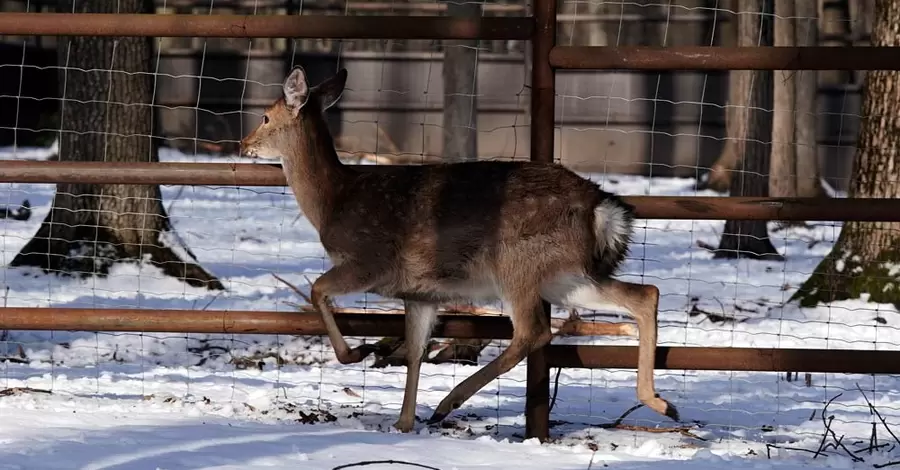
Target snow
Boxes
[1,143,899,469]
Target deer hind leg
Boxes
[427,292,552,425]
[541,275,678,421]
[310,264,392,365]
[394,300,439,433]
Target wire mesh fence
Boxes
[3,0,900,467]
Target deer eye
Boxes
[262,115,270,124]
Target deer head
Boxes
[239,66,348,160]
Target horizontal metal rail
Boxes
[0,306,893,374]
[546,345,900,374]
[0,307,633,338]
[0,307,512,338]
[549,46,900,70]
[0,13,533,39]
[0,160,896,221]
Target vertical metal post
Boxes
[524,0,556,443]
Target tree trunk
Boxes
[770,0,826,205]
[696,0,741,193]
[794,0,825,199]
[769,0,798,198]
[442,1,479,163]
[792,0,900,307]
[11,0,223,290]
[714,0,783,261]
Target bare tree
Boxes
[11,0,223,290]
[696,0,742,192]
[794,0,825,199]
[770,0,825,202]
[769,0,798,199]
[713,0,782,261]
[792,0,900,307]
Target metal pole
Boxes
[0,13,532,39]
[0,307,512,337]
[3,306,898,375]
[525,0,557,443]
[6,162,900,221]
[548,45,900,71]
[545,345,900,375]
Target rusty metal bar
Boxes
[0,161,288,187]
[0,306,635,338]
[622,195,900,222]
[3,161,900,222]
[3,305,897,375]
[0,307,512,338]
[549,46,900,71]
[525,0,557,443]
[545,345,900,374]
[0,13,533,39]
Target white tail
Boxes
[240,66,677,433]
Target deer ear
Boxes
[314,68,347,111]
[283,66,310,116]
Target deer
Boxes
[239,66,678,433]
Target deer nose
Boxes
[238,141,256,159]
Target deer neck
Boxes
[280,120,348,232]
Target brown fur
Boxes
[240,67,677,433]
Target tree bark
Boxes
[792,0,900,307]
[442,1,479,163]
[794,0,825,199]
[11,0,223,290]
[769,0,798,198]
[714,0,783,261]
[697,0,745,193]
[770,0,825,203]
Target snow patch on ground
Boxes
[0,144,896,469]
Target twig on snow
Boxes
[595,403,704,440]
[549,367,562,413]
[814,393,860,462]
[767,443,831,459]
[332,460,441,470]
[858,383,900,452]
[0,387,52,396]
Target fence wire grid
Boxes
[1,0,900,468]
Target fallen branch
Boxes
[767,443,831,458]
[333,460,441,470]
[0,387,52,396]
[858,383,900,452]
[596,402,705,440]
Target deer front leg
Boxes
[394,300,439,433]
[311,265,392,365]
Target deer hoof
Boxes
[664,401,680,422]
[336,344,382,365]
[641,394,679,422]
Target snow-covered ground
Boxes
[1,143,899,469]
